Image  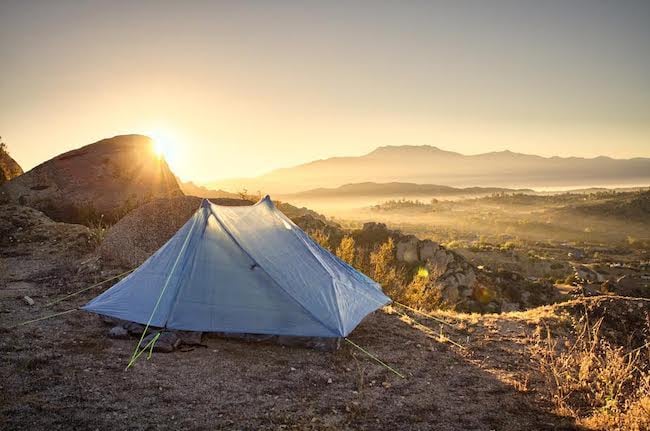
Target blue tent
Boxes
[83,197,390,337]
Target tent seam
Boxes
[285,225,347,334]
[208,204,342,337]
[163,203,209,327]
[275,208,391,335]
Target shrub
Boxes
[398,266,448,310]
[310,229,331,250]
[369,238,405,296]
[565,274,578,285]
[336,235,356,265]
[88,215,108,247]
[531,317,650,430]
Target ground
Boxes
[2,296,580,431]
[1,204,647,430]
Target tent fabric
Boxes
[83,196,391,337]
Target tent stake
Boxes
[344,338,405,379]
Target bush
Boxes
[397,266,448,310]
[336,235,356,265]
[531,317,650,430]
[310,229,331,250]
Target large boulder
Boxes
[0,149,23,185]
[0,135,182,224]
[99,196,252,267]
[0,204,94,282]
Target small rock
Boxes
[22,296,35,306]
[123,321,145,335]
[327,378,333,384]
[140,331,181,353]
[108,326,129,339]
[175,330,203,346]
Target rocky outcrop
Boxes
[393,234,478,306]
[0,135,182,225]
[0,204,94,284]
[99,196,252,267]
[353,223,558,313]
[0,150,23,185]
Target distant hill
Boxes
[207,145,650,194]
[281,182,533,199]
[557,190,650,224]
[177,179,239,199]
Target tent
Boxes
[83,196,391,338]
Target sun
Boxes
[148,131,176,163]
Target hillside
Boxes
[208,145,650,194]
[282,182,533,199]
[557,190,650,223]
[1,169,648,430]
[0,135,182,224]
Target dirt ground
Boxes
[1,268,587,431]
[2,209,645,431]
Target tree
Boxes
[310,229,331,250]
[369,237,402,295]
[0,136,6,155]
[335,235,356,265]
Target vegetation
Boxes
[335,235,356,265]
[88,214,108,247]
[311,226,454,311]
[532,316,650,430]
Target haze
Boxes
[1,0,649,183]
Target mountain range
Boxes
[281,182,533,199]
[207,145,650,194]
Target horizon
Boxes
[7,135,650,186]
[2,1,650,183]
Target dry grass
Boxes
[88,215,108,247]
[531,315,650,430]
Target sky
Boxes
[1,0,649,183]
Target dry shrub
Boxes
[369,238,407,298]
[398,265,449,311]
[88,215,108,247]
[335,235,356,265]
[310,228,331,249]
[531,316,650,430]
